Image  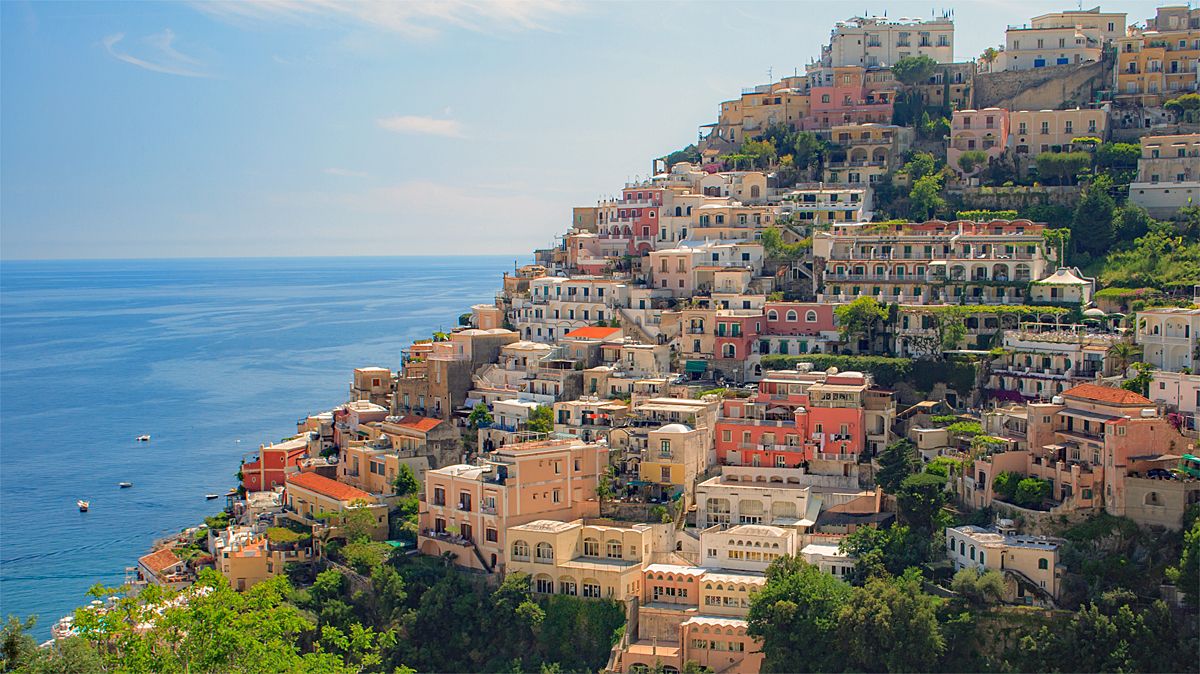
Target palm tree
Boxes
[981,47,999,71]
[1107,340,1143,374]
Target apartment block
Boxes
[946,525,1063,605]
[1009,109,1108,156]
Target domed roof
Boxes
[657,424,693,434]
[1083,308,1106,317]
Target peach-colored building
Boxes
[948,109,1009,177]
[284,472,389,543]
[965,384,1180,518]
[214,525,312,592]
[507,518,653,600]
[611,563,766,674]
[417,437,608,573]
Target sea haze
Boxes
[0,255,520,634]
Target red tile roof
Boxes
[1062,383,1154,406]
[391,415,443,433]
[139,548,183,575]
[564,326,622,340]
[287,471,374,503]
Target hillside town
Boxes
[37,7,1200,674]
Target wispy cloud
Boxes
[103,30,215,77]
[325,168,374,179]
[192,0,578,40]
[378,116,465,138]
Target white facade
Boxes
[1030,267,1094,304]
[513,277,616,343]
[800,543,855,581]
[820,16,954,69]
[700,523,797,573]
[1137,308,1199,373]
[1149,371,1200,433]
[1003,9,1125,71]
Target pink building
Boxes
[714,370,872,472]
[803,67,896,129]
[598,186,662,256]
[714,311,762,361]
[948,108,1010,178]
[759,302,838,356]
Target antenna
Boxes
[767,67,773,83]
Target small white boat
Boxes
[205,494,219,500]
[77,500,89,512]
[119,482,132,488]
[136,435,150,441]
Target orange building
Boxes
[417,437,608,573]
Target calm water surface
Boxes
[0,256,519,634]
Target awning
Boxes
[627,480,651,486]
[685,360,708,373]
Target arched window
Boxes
[979,551,985,565]
[583,537,599,556]
[1038,558,1049,570]
[960,541,966,555]
[786,310,798,322]
[767,310,778,321]
[805,310,817,322]
[606,539,623,559]
[1145,492,1162,505]
[512,540,530,561]
[969,545,975,560]
[535,542,554,562]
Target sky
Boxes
[0,0,1161,259]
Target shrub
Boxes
[1014,478,1052,509]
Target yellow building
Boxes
[1116,24,1200,106]
[637,424,707,501]
[285,471,389,542]
[214,525,312,592]
[506,519,653,599]
[946,525,1063,606]
[1009,108,1108,156]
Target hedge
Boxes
[760,355,912,387]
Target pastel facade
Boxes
[214,525,312,592]
[1136,308,1199,372]
[1030,267,1095,304]
[507,519,653,600]
[948,109,1010,177]
[946,525,1063,605]
[814,219,1053,307]
[284,472,389,541]
[351,367,394,407]
[1129,135,1200,217]
[818,16,955,69]
[1116,22,1200,104]
[1009,109,1108,156]
[417,438,608,573]
[1004,8,1123,71]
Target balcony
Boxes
[814,452,856,461]
[420,529,475,548]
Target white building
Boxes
[1030,267,1095,304]
[1003,9,1125,71]
[1149,371,1200,434]
[699,524,797,573]
[1128,134,1200,218]
[818,16,955,69]
[800,542,856,582]
[1136,307,1199,372]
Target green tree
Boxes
[957,149,989,174]
[1114,203,1155,243]
[876,438,920,493]
[525,406,554,434]
[747,557,851,673]
[1036,151,1090,186]
[1105,340,1143,374]
[1072,188,1116,256]
[468,402,493,431]
[895,472,948,532]
[1121,361,1156,397]
[839,525,929,583]
[1014,478,1052,509]
[836,570,945,672]
[991,470,1022,501]
[392,463,420,497]
[980,47,999,69]
[952,567,1006,603]
[834,296,888,355]
[891,56,938,85]
[1166,518,1200,605]
[458,313,472,326]
[909,173,946,221]
[1,615,37,672]
[902,151,938,180]
[681,660,714,674]
[740,138,777,169]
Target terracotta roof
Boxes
[1062,383,1154,406]
[391,415,443,433]
[564,326,622,340]
[287,472,374,503]
[139,548,183,575]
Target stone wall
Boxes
[975,58,1111,112]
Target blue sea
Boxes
[0,256,520,634]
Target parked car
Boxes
[1147,468,1174,480]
